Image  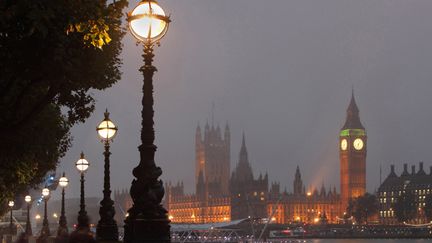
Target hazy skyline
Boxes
[53,0,432,201]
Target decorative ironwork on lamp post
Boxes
[24,195,32,236]
[75,152,90,230]
[57,173,69,236]
[40,188,51,238]
[96,109,119,241]
[124,1,171,242]
[8,200,14,234]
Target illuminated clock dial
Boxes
[341,139,348,151]
[353,138,364,150]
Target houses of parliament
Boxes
[114,92,367,224]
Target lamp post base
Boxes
[124,217,170,243]
[124,217,171,243]
[96,222,119,242]
[70,228,95,243]
[40,225,50,238]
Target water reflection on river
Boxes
[306,240,429,243]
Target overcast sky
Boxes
[54,0,432,201]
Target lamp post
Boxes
[8,200,14,234]
[125,1,171,242]
[96,109,119,241]
[57,173,69,236]
[40,188,51,238]
[75,152,90,230]
[25,195,32,236]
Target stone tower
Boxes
[339,91,367,213]
[293,165,303,195]
[230,133,268,220]
[195,121,230,196]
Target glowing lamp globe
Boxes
[76,152,89,172]
[25,195,32,203]
[128,0,170,44]
[8,201,14,207]
[59,176,69,188]
[42,188,50,197]
[97,110,117,141]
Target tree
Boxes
[0,0,127,216]
[394,191,417,223]
[347,193,379,224]
[424,194,432,222]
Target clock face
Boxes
[340,139,348,151]
[353,138,364,150]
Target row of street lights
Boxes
[6,0,171,241]
[5,111,115,240]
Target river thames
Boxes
[299,240,429,243]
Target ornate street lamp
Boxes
[57,173,69,236]
[40,188,51,238]
[96,109,119,241]
[125,1,171,242]
[25,195,32,236]
[8,200,14,234]
[75,152,90,230]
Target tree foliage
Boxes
[393,191,417,223]
[346,193,379,224]
[0,0,127,216]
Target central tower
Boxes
[339,91,367,213]
[195,122,230,196]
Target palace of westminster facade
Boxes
[115,92,368,224]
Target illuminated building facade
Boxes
[339,92,367,213]
[115,93,367,224]
[267,166,341,224]
[164,132,267,223]
[165,182,231,223]
[378,162,432,224]
[267,93,366,223]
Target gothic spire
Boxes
[295,165,301,179]
[342,90,364,130]
[293,165,303,195]
[234,132,254,182]
[241,132,246,147]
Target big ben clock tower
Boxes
[339,91,367,213]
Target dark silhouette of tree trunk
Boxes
[348,193,379,224]
[394,191,416,223]
[424,194,432,222]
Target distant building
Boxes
[267,92,366,224]
[114,189,131,225]
[267,166,340,224]
[165,181,230,223]
[378,162,432,224]
[115,92,368,224]
[165,131,264,224]
[230,134,268,220]
[195,122,230,196]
